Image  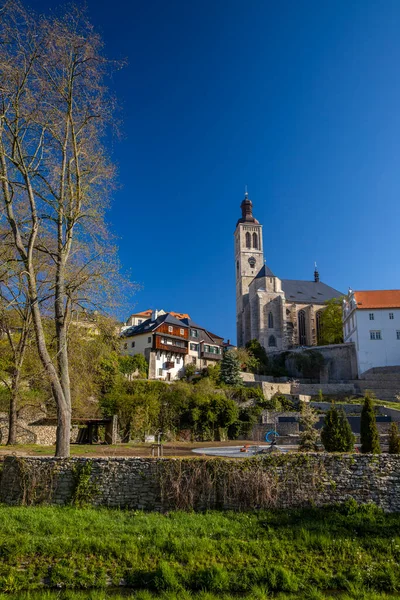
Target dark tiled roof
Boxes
[121,313,188,338]
[281,280,343,304]
[255,264,275,278]
[180,318,223,345]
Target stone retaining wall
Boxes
[2,454,400,512]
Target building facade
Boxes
[121,311,224,381]
[343,290,400,376]
[181,318,223,370]
[235,193,343,351]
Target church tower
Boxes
[234,192,264,346]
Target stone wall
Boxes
[2,454,400,512]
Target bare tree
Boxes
[0,245,33,444]
[0,1,125,456]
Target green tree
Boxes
[299,402,320,451]
[220,350,243,386]
[118,354,148,379]
[321,404,355,452]
[360,395,381,454]
[388,422,400,454]
[318,298,344,345]
[245,339,269,373]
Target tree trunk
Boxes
[6,371,19,445]
[56,402,72,456]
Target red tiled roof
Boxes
[354,290,400,310]
[131,309,190,319]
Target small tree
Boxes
[388,422,400,454]
[245,339,269,373]
[220,350,243,386]
[318,297,344,345]
[321,404,355,452]
[360,395,381,454]
[299,402,320,451]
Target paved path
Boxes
[192,445,292,458]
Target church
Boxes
[235,192,343,352]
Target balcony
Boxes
[155,336,188,354]
[201,351,222,360]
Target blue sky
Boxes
[31,0,400,343]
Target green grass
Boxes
[1,591,400,600]
[0,504,399,596]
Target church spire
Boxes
[237,189,259,226]
[314,262,320,283]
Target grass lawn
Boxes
[0,504,399,597]
[0,440,268,459]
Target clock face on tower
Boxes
[248,257,256,268]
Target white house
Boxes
[343,290,400,376]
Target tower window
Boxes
[268,335,276,347]
[245,232,251,248]
[268,312,274,329]
[252,232,258,249]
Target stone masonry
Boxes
[2,455,400,512]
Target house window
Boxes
[370,331,382,340]
[132,341,135,347]
[389,313,394,320]
[190,329,198,338]
[180,328,184,335]
[138,319,142,324]
[158,368,163,376]
[397,331,400,340]
[176,357,180,364]
[190,343,198,351]
[245,232,251,249]
[268,312,274,329]
[147,337,151,343]
[168,326,173,332]
[369,313,374,320]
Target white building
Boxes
[343,290,400,376]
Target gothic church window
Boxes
[298,310,307,345]
[316,310,323,344]
[245,232,251,248]
[268,312,274,328]
[252,232,258,249]
[268,335,276,347]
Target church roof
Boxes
[281,280,343,304]
[255,264,275,278]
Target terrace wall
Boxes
[2,454,400,512]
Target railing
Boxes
[201,351,222,360]
[155,338,188,354]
